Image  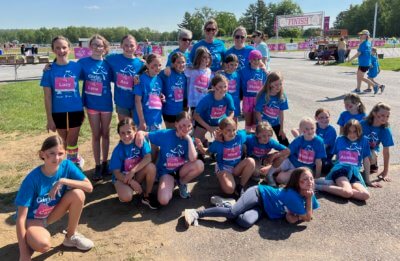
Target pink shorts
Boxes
[87,109,112,115]
[242,97,256,113]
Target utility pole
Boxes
[372,2,378,40]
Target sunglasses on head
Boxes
[181,38,192,42]
[235,35,245,40]
[205,28,217,32]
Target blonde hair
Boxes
[89,34,110,55]
[299,117,315,130]
[255,121,273,136]
[257,71,284,104]
[366,102,391,127]
[344,93,366,114]
[218,117,237,130]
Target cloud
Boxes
[85,5,100,10]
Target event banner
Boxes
[276,12,324,28]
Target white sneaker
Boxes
[78,155,85,169]
[184,209,199,227]
[63,232,94,251]
[210,196,236,207]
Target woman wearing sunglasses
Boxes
[189,19,226,72]
[225,26,255,71]
[252,30,271,72]
[166,29,193,68]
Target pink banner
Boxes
[373,40,385,47]
[298,42,311,50]
[74,47,92,59]
[152,45,163,55]
[267,43,286,51]
[324,17,330,32]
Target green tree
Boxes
[215,12,238,36]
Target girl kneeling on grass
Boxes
[185,167,319,229]
[196,117,256,197]
[109,118,158,209]
[15,136,94,260]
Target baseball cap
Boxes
[249,50,262,60]
[358,29,370,36]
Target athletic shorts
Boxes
[242,96,256,113]
[358,66,369,73]
[215,164,235,175]
[330,167,360,184]
[116,105,133,118]
[87,109,112,115]
[163,114,177,124]
[52,111,84,129]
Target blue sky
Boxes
[1,0,363,31]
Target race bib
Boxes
[124,157,141,172]
[34,203,55,219]
[55,77,75,92]
[246,79,262,93]
[228,79,237,93]
[210,106,226,119]
[298,149,315,164]
[116,73,134,90]
[174,88,184,102]
[338,150,358,166]
[263,106,280,118]
[85,81,103,96]
[166,156,185,170]
[148,94,162,110]
[223,145,241,161]
[194,75,209,93]
[253,147,271,158]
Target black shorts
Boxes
[358,66,369,73]
[163,114,177,124]
[331,168,360,184]
[52,111,85,129]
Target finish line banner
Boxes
[276,12,324,28]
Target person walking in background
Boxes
[337,37,347,63]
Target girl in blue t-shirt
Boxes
[185,167,319,229]
[221,54,241,121]
[15,136,94,258]
[246,121,290,181]
[133,54,164,131]
[193,74,235,146]
[106,35,144,121]
[337,93,367,135]
[316,119,381,200]
[255,71,289,146]
[79,34,114,181]
[367,48,385,94]
[160,52,187,129]
[109,118,158,209]
[196,118,256,196]
[41,36,85,169]
[135,112,204,205]
[240,50,267,132]
[361,102,394,181]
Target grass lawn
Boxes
[339,57,400,71]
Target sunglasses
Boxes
[235,35,245,40]
[252,35,260,38]
[181,38,192,42]
[205,28,217,32]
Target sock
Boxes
[266,167,277,186]
[66,145,79,163]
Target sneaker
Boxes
[141,194,160,210]
[184,209,199,227]
[179,183,191,199]
[92,165,102,181]
[101,161,111,176]
[373,84,379,94]
[63,232,94,251]
[78,156,85,170]
[210,195,236,207]
[363,88,372,92]
[380,85,385,93]
[352,88,361,93]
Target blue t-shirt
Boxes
[166,48,191,67]
[160,69,187,116]
[358,40,371,67]
[133,73,164,130]
[258,185,319,219]
[255,93,289,127]
[209,130,247,170]
[15,160,86,220]
[255,42,271,71]
[109,140,151,181]
[106,54,144,109]
[337,111,366,127]
[225,45,255,71]
[40,61,83,113]
[240,66,267,97]
[316,124,337,160]
[148,129,190,177]
[367,55,379,78]
[332,136,371,167]
[246,135,287,159]
[78,57,113,112]
[221,71,241,117]
[190,39,226,72]
[195,93,235,127]
[360,120,394,152]
[289,135,327,168]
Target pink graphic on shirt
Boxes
[34,203,55,219]
[148,94,162,110]
[246,79,263,93]
[174,88,184,102]
[210,106,227,119]
[166,156,185,169]
[228,79,237,93]
[253,147,271,157]
[116,73,134,90]
[223,145,241,161]
[55,77,75,92]
[124,157,142,172]
[263,106,280,118]
[298,149,315,164]
[85,81,103,96]
[338,150,358,165]
[194,75,209,93]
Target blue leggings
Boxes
[198,186,263,228]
